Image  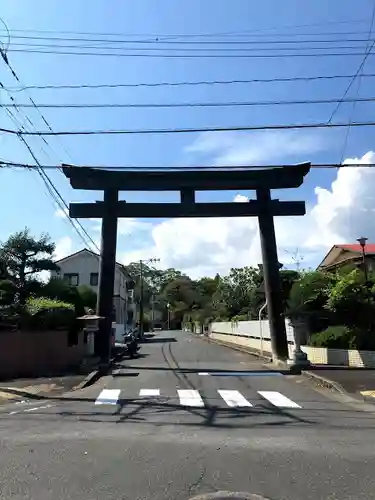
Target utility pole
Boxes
[151,294,155,331]
[284,247,304,272]
[139,257,160,340]
[139,259,144,341]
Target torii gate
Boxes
[62,162,310,366]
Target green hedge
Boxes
[309,325,375,351]
[25,297,76,331]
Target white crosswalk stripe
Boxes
[218,390,253,407]
[178,389,205,407]
[257,391,301,408]
[93,388,301,409]
[139,389,160,397]
[95,389,121,405]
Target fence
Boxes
[210,320,375,368]
[0,328,86,380]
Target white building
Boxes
[51,248,136,338]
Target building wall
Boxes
[51,252,127,298]
[51,251,135,327]
[0,329,85,379]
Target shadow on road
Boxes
[144,337,177,343]
[6,396,375,431]
[116,365,294,376]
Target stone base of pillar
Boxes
[287,348,311,369]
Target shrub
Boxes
[231,314,249,322]
[309,326,354,349]
[309,325,375,351]
[25,297,76,331]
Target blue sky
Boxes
[1,0,375,275]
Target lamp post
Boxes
[357,237,368,283]
[357,236,371,332]
[139,257,160,340]
[167,303,171,330]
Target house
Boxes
[50,249,136,337]
[317,244,375,273]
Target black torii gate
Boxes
[62,162,310,366]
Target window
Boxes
[90,272,99,286]
[64,273,79,286]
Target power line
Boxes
[6,41,375,53]
[336,0,375,163]
[5,73,375,92]
[2,95,375,109]
[0,43,98,251]
[0,18,367,38]
[1,121,375,136]
[3,35,375,45]
[7,48,375,58]
[1,161,375,170]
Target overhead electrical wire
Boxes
[0,121,375,136]
[5,42,375,53]
[335,0,375,164]
[1,95,375,109]
[0,29,98,251]
[7,48,375,58]
[0,18,367,39]
[5,73,375,92]
[2,35,375,45]
[1,160,375,170]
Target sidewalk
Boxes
[0,374,88,404]
[304,366,375,401]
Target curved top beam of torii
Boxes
[61,162,310,191]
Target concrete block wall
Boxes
[210,320,375,368]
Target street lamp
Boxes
[139,257,160,340]
[166,302,171,330]
[357,237,368,283]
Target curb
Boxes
[203,334,273,363]
[301,370,348,395]
[0,386,49,401]
[73,370,101,390]
[302,370,375,407]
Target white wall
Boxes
[51,250,134,327]
[51,251,127,298]
[211,319,295,343]
[209,320,375,367]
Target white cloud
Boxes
[186,130,324,165]
[54,236,73,261]
[119,151,375,278]
[54,208,68,218]
[91,217,152,236]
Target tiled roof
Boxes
[336,244,375,254]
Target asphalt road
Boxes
[1,330,375,500]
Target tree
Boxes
[326,269,375,331]
[287,270,335,333]
[40,279,99,316]
[77,285,97,309]
[0,229,59,305]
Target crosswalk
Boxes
[94,388,302,409]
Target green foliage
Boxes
[24,296,75,331]
[77,284,97,309]
[309,326,355,349]
[309,325,375,351]
[0,279,17,306]
[0,228,58,306]
[26,296,74,315]
[325,269,375,330]
[287,270,334,333]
